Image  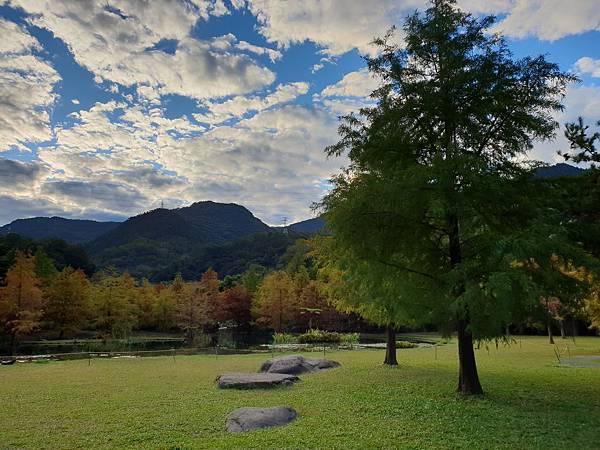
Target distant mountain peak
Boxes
[535,163,586,178]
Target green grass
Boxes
[1,336,599,449]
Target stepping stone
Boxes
[217,372,299,389]
[259,355,340,375]
[226,407,298,433]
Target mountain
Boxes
[150,232,300,282]
[288,216,326,234]
[0,217,119,244]
[2,203,326,280]
[85,201,274,278]
[85,208,196,254]
[87,201,270,251]
[535,163,586,178]
[177,201,271,243]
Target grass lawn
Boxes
[1,336,599,449]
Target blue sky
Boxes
[0,0,599,226]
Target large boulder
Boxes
[217,372,299,389]
[226,407,298,433]
[259,354,340,375]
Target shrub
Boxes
[340,333,360,346]
[272,332,297,345]
[396,340,418,349]
[297,329,341,344]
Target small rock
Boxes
[226,407,297,433]
[260,355,340,375]
[217,372,299,389]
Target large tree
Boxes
[321,0,589,394]
[92,271,138,338]
[255,271,296,332]
[44,267,91,339]
[0,251,43,353]
[174,270,219,344]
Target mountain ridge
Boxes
[0,217,119,244]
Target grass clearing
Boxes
[1,336,599,449]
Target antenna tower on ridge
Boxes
[282,216,288,234]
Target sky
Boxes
[0,0,599,226]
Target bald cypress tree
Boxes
[322,0,587,394]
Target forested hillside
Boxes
[0,217,118,244]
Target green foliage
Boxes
[297,329,341,344]
[320,0,589,343]
[92,270,138,338]
[271,332,297,345]
[560,117,600,164]
[396,340,418,349]
[340,332,360,346]
[0,234,94,281]
[44,267,91,338]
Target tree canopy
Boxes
[320,0,594,394]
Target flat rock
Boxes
[226,407,297,433]
[217,372,299,389]
[259,354,341,375]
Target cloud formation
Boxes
[574,57,600,78]
[244,1,600,56]
[0,1,598,226]
[0,19,60,151]
[8,0,275,100]
[195,82,310,125]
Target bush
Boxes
[297,329,341,344]
[272,332,297,345]
[340,333,360,346]
[396,340,418,349]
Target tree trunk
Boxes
[457,320,483,395]
[383,324,398,366]
[559,320,566,339]
[447,213,482,395]
[547,324,554,345]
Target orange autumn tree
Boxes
[216,285,253,328]
[175,269,219,344]
[0,251,43,353]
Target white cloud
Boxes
[0,19,60,151]
[8,0,275,101]
[22,97,341,223]
[194,82,309,125]
[242,1,600,57]
[316,68,379,117]
[311,63,324,73]
[492,0,600,41]
[246,0,418,56]
[320,68,379,98]
[236,40,282,62]
[574,57,600,78]
[210,0,230,17]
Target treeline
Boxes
[0,234,95,280]
[0,240,355,354]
